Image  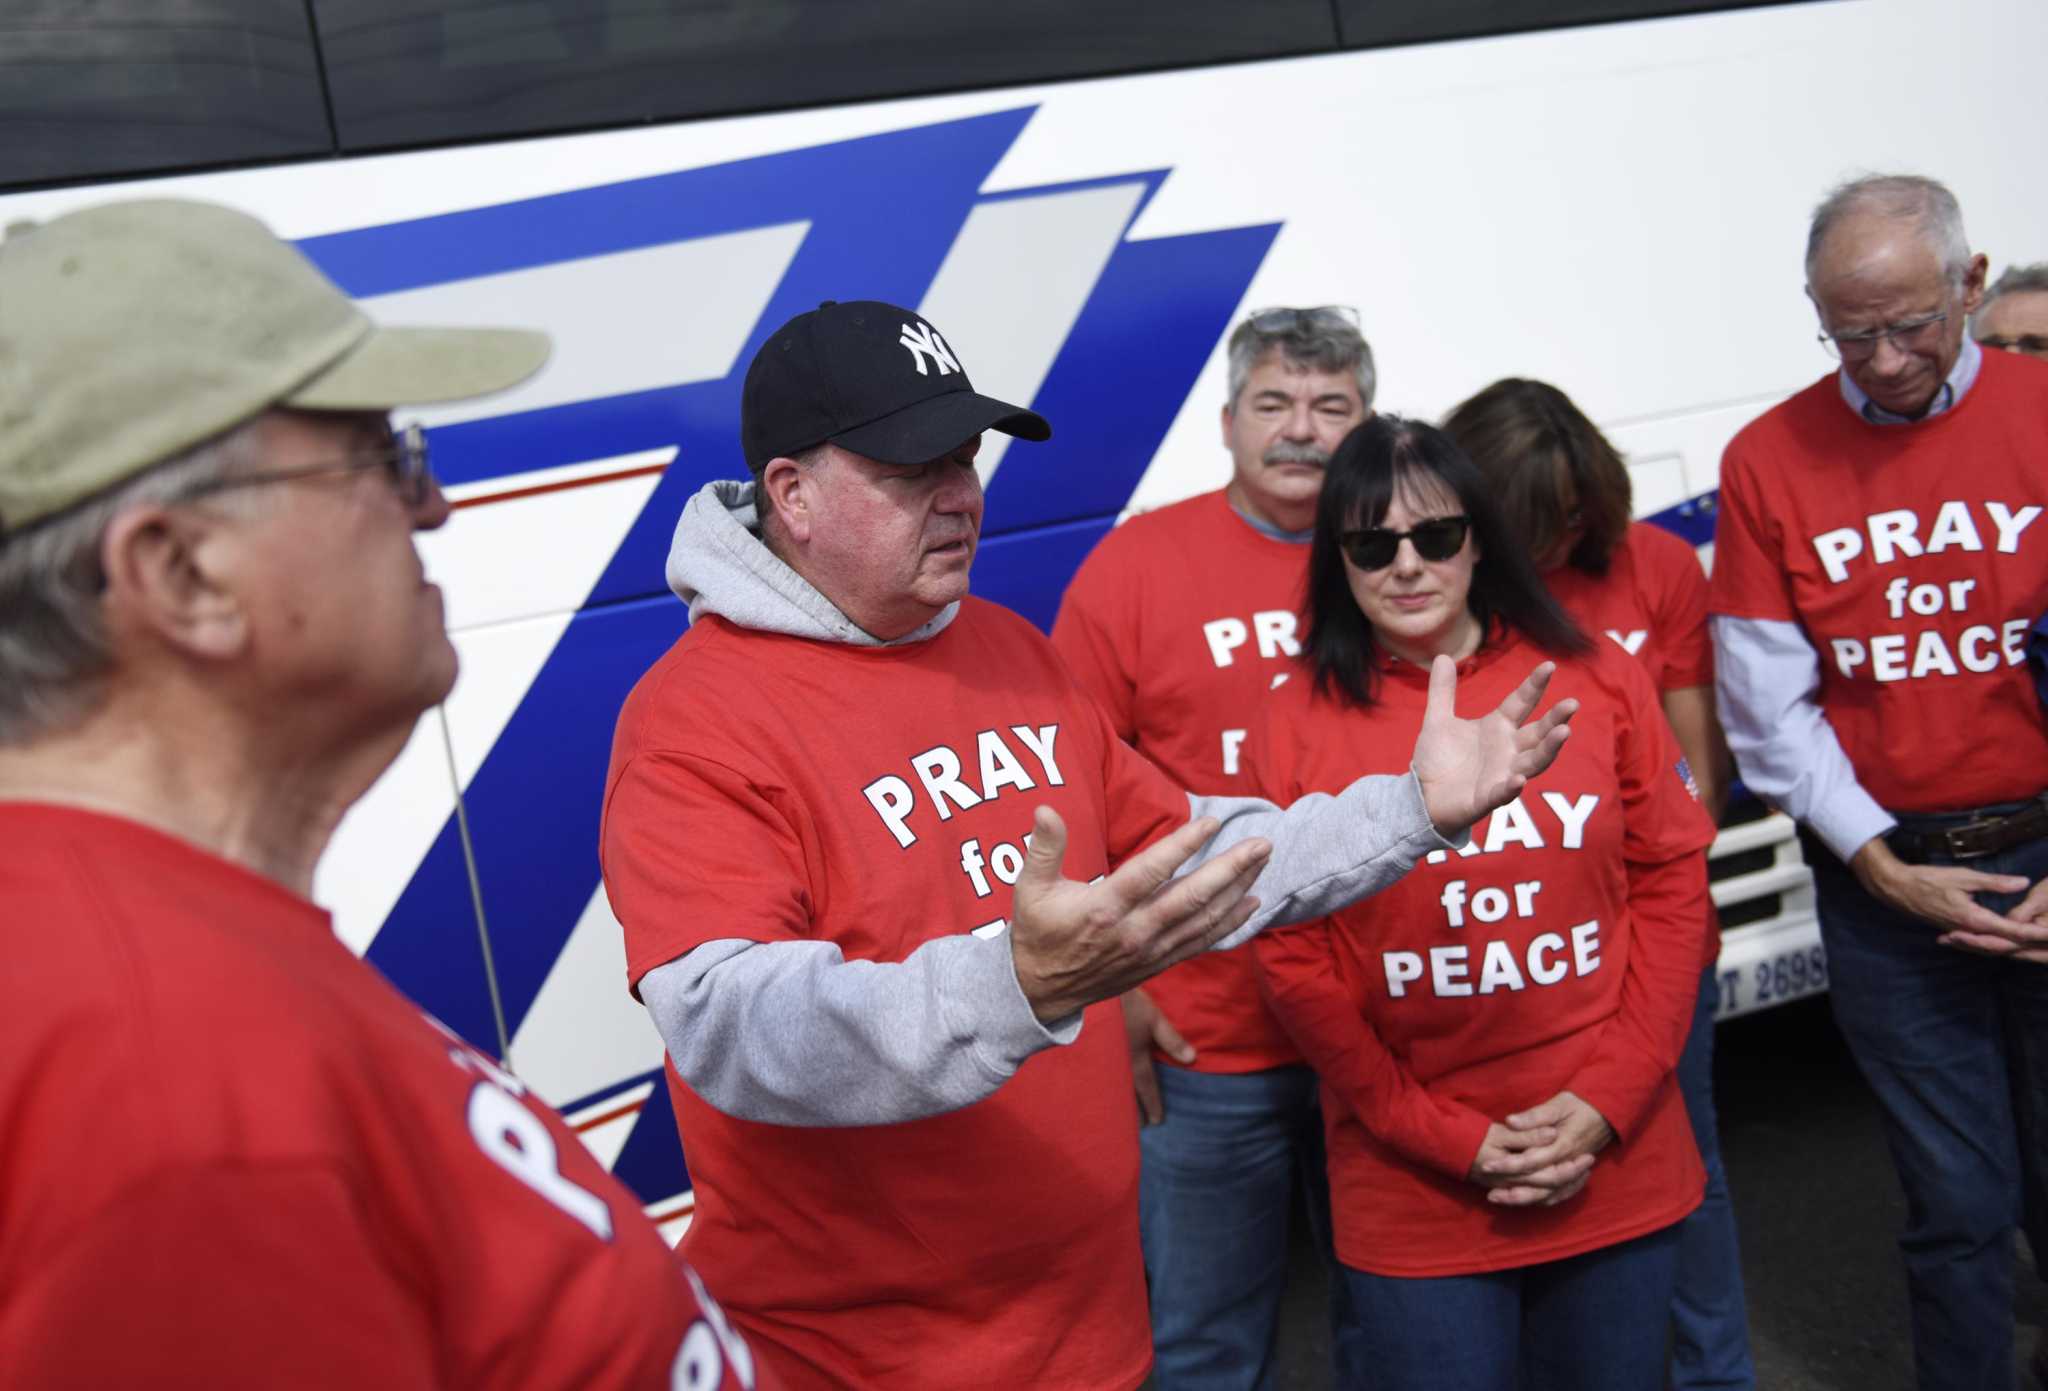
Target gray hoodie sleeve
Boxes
[1193,767,1456,950]
[640,932,1079,1127]
[643,768,1453,1126]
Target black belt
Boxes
[1884,795,2048,863]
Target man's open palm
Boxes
[1413,657,1577,836]
[1009,807,1270,1023]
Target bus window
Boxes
[311,0,1339,151]
[1335,0,1814,48]
[0,2,332,190]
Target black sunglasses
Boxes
[1339,516,1471,570]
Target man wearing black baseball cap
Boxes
[601,299,1579,1390]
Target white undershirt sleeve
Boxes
[1711,613,1895,863]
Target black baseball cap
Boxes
[741,300,1051,472]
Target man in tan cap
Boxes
[0,200,770,1391]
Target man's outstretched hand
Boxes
[1413,657,1578,837]
[1010,807,1271,1023]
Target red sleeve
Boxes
[601,749,814,990]
[1565,662,1716,1140]
[1050,535,1141,742]
[0,1163,438,1391]
[1254,922,1492,1180]
[1645,527,1714,691]
[1706,440,1796,622]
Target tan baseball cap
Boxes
[0,198,551,533]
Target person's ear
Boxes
[1961,253,1990,317]
[99,504,250,661]
[760,455,813,545]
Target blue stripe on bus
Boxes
[984,221,1279,537]
[608,1068,691,1207]
[300,107,1038,300]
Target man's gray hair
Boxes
[1805,174,1971,288]
[0,421,262,744]
[1972,262,2048,336]
[1225,309,1376,410]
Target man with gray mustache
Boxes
[1053,306,1377,1389]
[1263,434,1338,474]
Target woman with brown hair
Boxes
[1444,378,1753,1391]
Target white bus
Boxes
[7,0,2042,1239]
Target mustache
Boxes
[1264,441,1330,468]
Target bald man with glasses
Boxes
[1710,174,2048,1391]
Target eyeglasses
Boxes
[1979,334,2048,356]
[178,423,436,508]
[1817,310,1949,361]
[1248,305,1361,335]
[1339,516,1471,570]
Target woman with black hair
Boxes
[1444,377,1753,1391]
[1248,415,1716,1390]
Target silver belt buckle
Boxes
[1941,815,2006,860]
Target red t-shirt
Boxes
[602,598,1192,1391]
[1052,488,1307,1071]
[0,804,763,1391]
[1247,632,1713,1276]
[1709,350,2048,812]
[1546,521,1714,695]
[1547,521,1722,966]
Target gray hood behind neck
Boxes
[666,479,957,647]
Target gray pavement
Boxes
[1230,996,2048,1389]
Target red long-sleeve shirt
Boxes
[1248,631,1713,1275]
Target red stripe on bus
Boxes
[571,1097,649,1134]
[450,461,670,510]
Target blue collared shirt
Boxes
[1836,334,1982,423]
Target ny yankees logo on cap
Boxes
[898,322,960,378]
[742,300,1050,472]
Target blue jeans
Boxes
[1138,1063,1354,1391]
[1669,966,1758,1389]
[1807,813,2048,1391]
[1335,1223,1682,1391]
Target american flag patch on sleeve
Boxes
[1675,756,1700,801]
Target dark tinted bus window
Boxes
[1335,0,1814,49]
[313,0,1337,151]
[0,1,332,190]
